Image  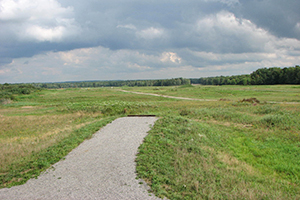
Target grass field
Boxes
[1,85,300,199]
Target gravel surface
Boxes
[119,89,217,101]
[0,117,161,200]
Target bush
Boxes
[0,83,39,102]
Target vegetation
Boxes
[0,87,167,188]
[191,65,300,85]
[132,85,300,199]
[0,83,40,104]
[3,66,298,92]
[137,116,300,199]
[250,66,300,85]
[31,77,191,89]
[1,84,300,199]
[121,84,300,102]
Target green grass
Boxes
[1,85,300,199]
[136,116,300,199]
[123,84,300,102]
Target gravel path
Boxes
[119,89,216,101]
[0,117,161,200]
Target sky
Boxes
[0,0,300,83]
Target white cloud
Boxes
[1,42,299,83]
[0,46,181,83]
[137,27,164,39]
[294,23,300,34]
[203,0,239,6]
[270,38,300,52]
[24,25,66,42]
[117,24,137,30]
[188,50,278,63]
[160,52,182,64]
[127,63,151,71]
[0,0,72,20]
[0,0,79,42]
[195,11,272,52]
[0,68,11,75]
[59,48,95,65]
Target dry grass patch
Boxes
[0,111,101,172]
[217,150,258,176]
[194,118,253,129]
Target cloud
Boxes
[1,40,300,83]
[191,11,272,53]
[203,0,239,6]
[0,0,72,21]
[0,46,183,83]
[127,63,152,71]
[117,24,137,30]
[235,0,300,40]
[161,52,182,64]
[0,0,300,83]
[24,25,66,42]
[295,23,300,34]
[137,27,164,39]
[0,0,79,42]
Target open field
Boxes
[123,84,300,102]
[1,85,300,199]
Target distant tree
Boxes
[250,66,299,85]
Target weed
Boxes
[179,108,192,116]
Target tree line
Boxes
[191,65,300,85]
[31,77,191,89]
[1,66,299,101]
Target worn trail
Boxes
[120,89,300,104]
[0,117,160,200]
[119,89,216,101]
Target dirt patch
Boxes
[22,106,34,109]
[0,99,12,105]
[193,119,253,129]
[240,98,260,103]
[219,98,231,101]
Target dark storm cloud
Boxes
[58,0,239,51]
[235,0,300,39]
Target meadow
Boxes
[0,85,300,199]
